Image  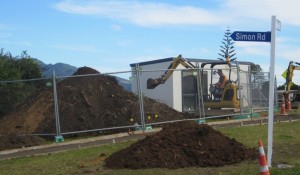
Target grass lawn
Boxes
[0,121,299,175]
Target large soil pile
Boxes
[104,121,257,169]
[0,67,193,150]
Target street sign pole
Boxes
[230,16,281,167]
[267,15,277,167]
[230,16,280,167]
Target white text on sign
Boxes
[236,32,266,41]
[230,31,271,42]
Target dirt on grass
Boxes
[104,121,257,169]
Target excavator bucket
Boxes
[147,78,162,89]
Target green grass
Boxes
[0,121,300,175]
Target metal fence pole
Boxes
[195,63,205,120]
[53,70,64,142]
[135,64,145,131]
[236,64,243,116]
[275,76,278,108]
[247,71,252,113]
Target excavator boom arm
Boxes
[161,55,196,81]
[147,55,196,89]
[285,61,300,93]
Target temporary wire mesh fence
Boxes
[0,77,55,135]
[0,68,279,137]
[250,72,277,111]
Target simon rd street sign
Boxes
[230,31,271,42]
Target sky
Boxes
[0,0,300,85]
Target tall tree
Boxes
[218,27,237,62]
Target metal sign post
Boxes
[231,15,280,167]
[267,15,279,167]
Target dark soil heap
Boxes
[0,134,46,151]
[35,67,193,134]
[0,67,193,150]
[104,121,257,169]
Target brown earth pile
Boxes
[0,134,46,151]
[0,67,193,150]
[35,67,193,134]
[104,121,257,169]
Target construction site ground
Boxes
[0,66,299,169]
[1,113,299,161]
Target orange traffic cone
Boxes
[258,140,270,175]
[280,96,287,116]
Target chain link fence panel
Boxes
[250,72,278,111]
[0,78,54,136]
[0,68,280,138]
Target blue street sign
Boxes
[230,31,271,42]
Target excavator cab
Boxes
[200,62,240,110]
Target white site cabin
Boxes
[130,57,252,113]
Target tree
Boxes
[17,51,42,79]
[277,83,299,90]
[0,49,43,117]
[0,49,42,80]
[250,63,263,73]
[218,27,237,62]
[250,63,266,89]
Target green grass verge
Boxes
[0,121,299,175]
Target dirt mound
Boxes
[0,135,46,151]
[0,67,193,150]
[33,67,192,134]
[73,66,100,75]
[104,121,257,169]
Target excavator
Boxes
[200,61,240,110]
[147,55,240,111]
[283,61,300,109]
